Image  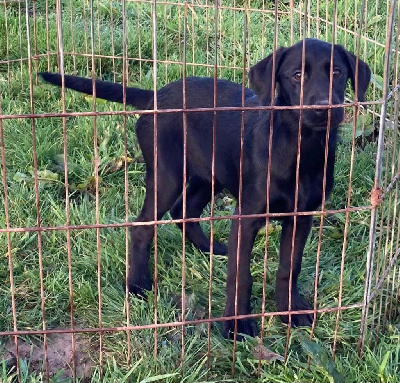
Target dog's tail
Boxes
[40,72,154,110]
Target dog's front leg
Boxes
[275,215,313,327]
[222,211,261,340]
[128,224,154,297]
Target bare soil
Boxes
[1,331,93,381]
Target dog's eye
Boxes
[333,69,341,77]
[293,71,302,82]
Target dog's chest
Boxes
[298,144,335,210]
[268,134,335,212]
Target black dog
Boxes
[41,38,371,338]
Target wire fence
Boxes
[0,0,399,381]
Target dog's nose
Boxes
[314,99,330,114]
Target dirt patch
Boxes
[1,331,93,380]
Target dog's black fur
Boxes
[41,38,371,339]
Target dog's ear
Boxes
[249,47,287,105]
[337,45,371,102]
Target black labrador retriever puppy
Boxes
[41,38,371,338]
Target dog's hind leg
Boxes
[128,166,182,296]
[170,176,228,255]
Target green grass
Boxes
[1,0,399,382]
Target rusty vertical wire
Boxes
[371,0,380,138]
[24,0,50,379]
[374,74,398,342]
[55,0,62,72]
[362,0,368,104]
[55,0,77,379]
[82,0,90,75]
[332,0,363,360]
[95,0,102,78]
[218,3,223,77]
[335,0,369,355]
[381,169,398,328]
[178,5,182,78]
[300,1,305,40]
[284,0,308,360]
[390,185,400,319]
[136,2,143,85]
[391,204,400,313]
[381,38,400,328]
[231,10,248,377]
[370,71,388,343]
[396,257,400,315]
[289,0,294,45]
[31,0,39,81]
[163,4,168,83]
[205,0,210,77]
[0,66,20,383]
[358,0,397,356]
[261,0,265,58]
[151,0,159,364]
[89,0,103,377]
[353,1,358,47]
[190,0,195,77]
[384,6,400,324]
[368,0,398,345]
[308,0,338,368]
[17,0,23,87]
[109,0,116,82]
[387,78,400,322]
[69,0,76,72]
[3,1,10,88]
[180,2,188,374]
[360,0,368,149]
[387,0,391,28]
[45,0,50,71]
[370,172,387,338]
[393,225,400,318]
[343,0,348,46]
[246,4,251,75]
[206,0,219,377]
[257,0,280,375]
[121,0,132,368]
[325,0,329,41]
[373,169,399,337]
[316,0,320,40]
[233,0,237,81]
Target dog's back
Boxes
[135,77,258,195]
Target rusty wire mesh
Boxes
[0,0,399,381]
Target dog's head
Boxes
[249,38,371,128]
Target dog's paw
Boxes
[128,274,152,299]
[276,293,313,327]
[222,318,258,340]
